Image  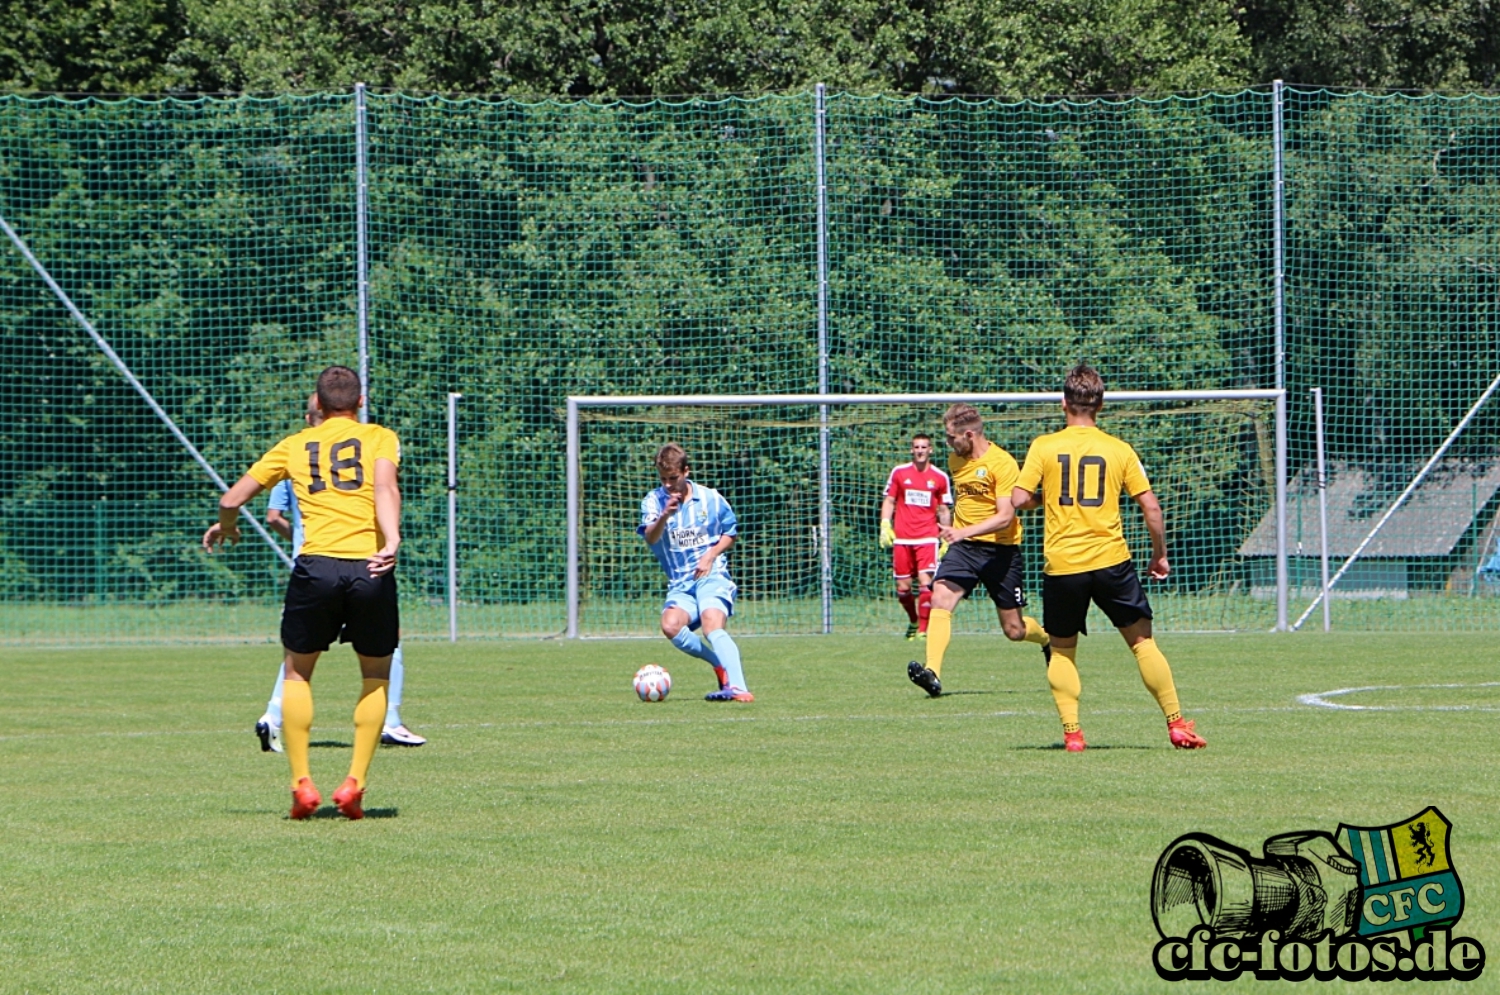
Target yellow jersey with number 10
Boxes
[248,416,401,559]
[1015,425,1151,575]
[947,441,1022,545]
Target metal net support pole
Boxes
[447,392,462,642]
[814,83,833,635]
[1272,80,1289,631]
[566,398,581,638]
[1312,387,1330,632]
[355,82,371,423]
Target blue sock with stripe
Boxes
[706,629,747,692]
[671,628,720,666]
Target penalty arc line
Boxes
[1296,682,1500,712]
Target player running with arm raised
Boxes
[639,444,752,702]
[205,365,403,819]
[879,433,953,640]
[906,404,1051,697]
[1011,363,1206,752]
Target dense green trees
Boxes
[2,0,1497,98]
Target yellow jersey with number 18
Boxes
[248,416,401,559]
[1015,425,1151,575]
[947,441,1022,545]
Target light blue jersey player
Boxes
[255,395,425,751]
[638,443,753,701]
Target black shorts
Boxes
[281,554,400,657]
[1041,559,1153,638]
[932,540,1027,610]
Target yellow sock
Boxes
[1131,638,1182,722]
[1047,645,1082,733]
[348,679,389,789]
[282,679,314,788]
[1022,616,1049,645]
[925,608,953,678]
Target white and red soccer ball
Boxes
[633,664,672,702]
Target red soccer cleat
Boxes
[290,777,321,820]
[332,777,365,820]
[1063,729,1086,753]
[1168,718,1207,750]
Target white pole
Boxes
[1312,387,1330,632]
[1293,369,1500,630]
[447,392,462,642]
[1272,80,1288,631]
[1275,385,1288,631]
[355,82,371,424]
[0,211,292,568]
[814,83,833,634]
[566,398,581,638]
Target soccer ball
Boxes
[633,664,672,702]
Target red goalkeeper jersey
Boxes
[884,462,952,540]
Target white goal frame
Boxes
[565,390,1288,638]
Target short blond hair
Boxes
[943,403,984,434]
[654,443,690,473]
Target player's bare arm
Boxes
[695,534,734,579]
[643,492,681,545]
[368,457,401,576]
[937,502,952,527]
[939,494,1015,544]
[203,472,266,550]
[266,508,292,541]
[1133,490,1169,579]
[1010,486,1041,512]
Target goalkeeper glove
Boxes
[879,520,896,548]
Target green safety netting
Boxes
[1,87,1497,644]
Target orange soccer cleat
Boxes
[1168,718,1207,750]
[290,777,321,820]
[332,777,365,820]
[1063,729,1087,753]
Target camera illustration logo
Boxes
[1151,807,1486,981]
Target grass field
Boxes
[3,633,1497,993]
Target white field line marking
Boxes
[0,703,1320,744]
[1296,682,1500,712]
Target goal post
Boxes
[566,390,1288,638]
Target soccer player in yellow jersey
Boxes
[204,365,403,818]
[1012,364,1207,752]
[906,403,1050,697]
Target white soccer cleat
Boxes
[381,724,427,747]
[255,715,284,754]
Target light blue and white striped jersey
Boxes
[639,482,737,588]
[267,478,304,558]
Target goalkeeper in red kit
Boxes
[879,433,953,640]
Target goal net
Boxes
[567,391,1286,638]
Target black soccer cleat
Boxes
[907,660,942,697]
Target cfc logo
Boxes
[1150,808,1484,982]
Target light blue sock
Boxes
[670,628,720,666]
[385,645,405,728]
[265,664,285,724]
[706,629,747,692]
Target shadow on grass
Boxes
[310,740,352,748]
[1012,743,1157,751]
[930,689,999,697]
[302,806,400,820]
